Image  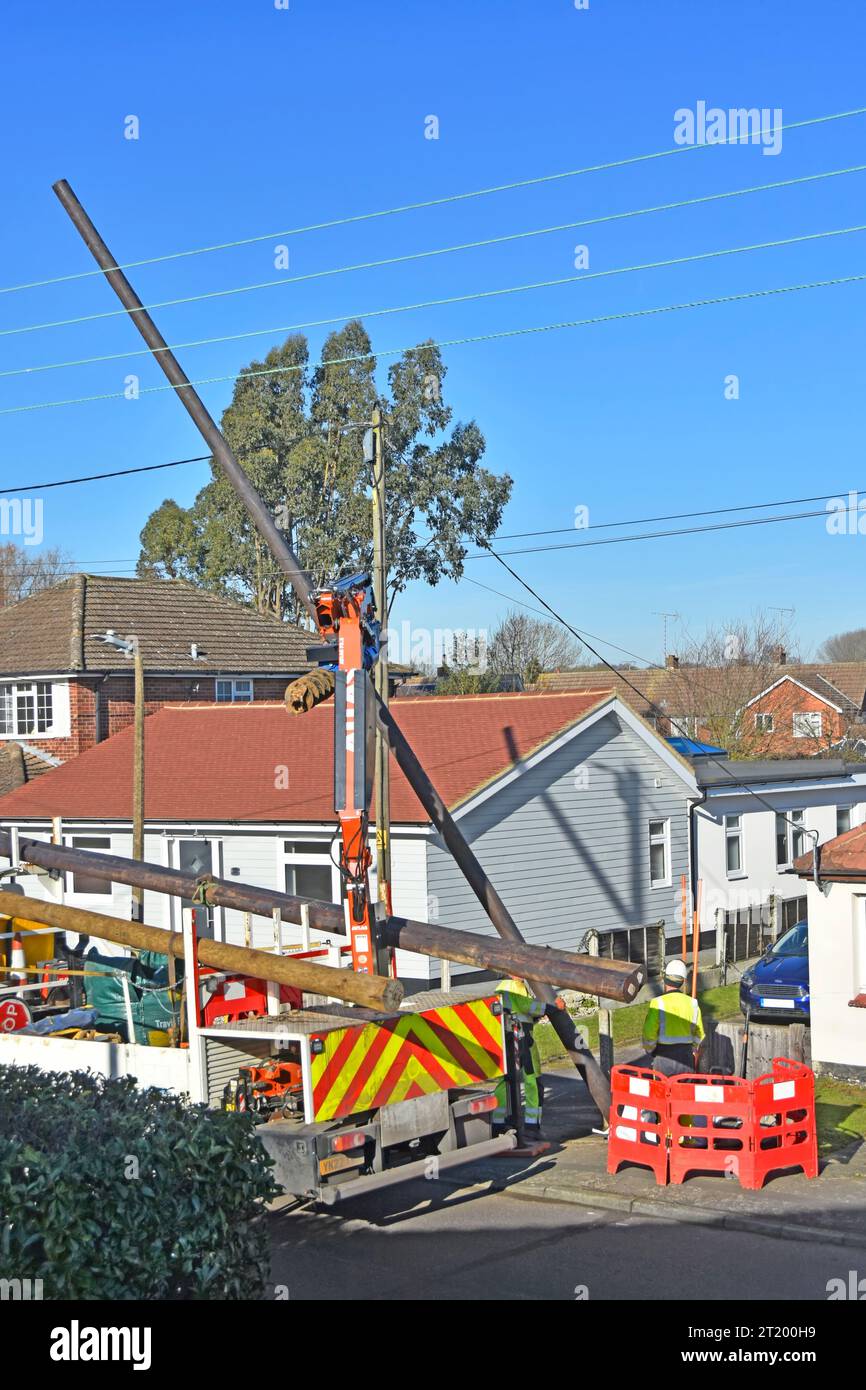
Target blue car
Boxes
[739,921,810,1022]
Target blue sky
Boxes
[1,0,864,665]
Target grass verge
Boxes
[535,991,866,1156]
[534,983,742,1066]
[814,1077,866,1156]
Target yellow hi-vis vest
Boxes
[642,990,705,1049]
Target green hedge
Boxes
[0,1065,279,1300]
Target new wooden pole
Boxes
[0,892,404,1013]
[691,879,703,998]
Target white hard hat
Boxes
[664,958,689,983]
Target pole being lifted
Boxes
[51,180,319,629]
[51,182,634,1109]
[0,891,404,1013]
[0,831,644,1002]
[372,700,615,1114]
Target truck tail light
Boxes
[330,1130,367,1152]
[468,1094,497,1115]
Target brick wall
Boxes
[13,673,294,764]
[26,678,100,761]
[100,674,292,740]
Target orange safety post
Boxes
[691,879,702,998]
[668,1071,754,1188]
[607,1063,669,1186]
[750,1057,819,1190]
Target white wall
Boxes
[388,833,432,982]
[805,878,866,1071]
[0,820,432,979]
[0,1031,193,1095]
[695,778,866,929]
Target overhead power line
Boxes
[491,486,866,540]
[3,161,865,344]
[466,503,855,559]
[0,455,210,496]
[2,104,863,299]
[5,218,865,381]
[479,544,824,840]
[2,270,862,418]
[461,574,659,667]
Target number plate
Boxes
[761,997,794,1008]
[318,1153,363,1177]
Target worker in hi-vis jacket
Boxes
[493,977,547,1134]
[639,958,705,1076]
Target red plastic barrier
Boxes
[750,1057,819,1190]
[667,1072,754,1188]
[607,1064,669,1185]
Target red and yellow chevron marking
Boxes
[310,996,505,1123]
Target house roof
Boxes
[537,662,866,717]
[794,821,866,880]
[695,757,855,789]
[0,690,621,826]
[0,574,314,677]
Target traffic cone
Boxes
[10,933,28,995]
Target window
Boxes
[793,710,822,739]
[754,712,774,733]
[725,814,743,875]
[648,819,670,886]
[775,809,806,867]
[283,840,337,904]
[837,807,853,838]
[215,678,254,703]
[67,836,112,895]
[0,681,54,736]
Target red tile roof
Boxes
[794,821,866,879]
[0,690,614,826]
[0,574,313,677]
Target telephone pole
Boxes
[368,407,392,913]
[132,635,145,922]
[93,630,145,921]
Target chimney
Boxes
[772,645,786,665]
[666,653,680,670]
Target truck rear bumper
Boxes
[317,1131,517,1204]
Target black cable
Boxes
[480,540,822,839]
[490,487,866,541]
[468,503,851,560]
[0,455,211,497]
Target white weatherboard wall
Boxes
[696,777,866,930]
[425,710,695,964]
[804,879,866,1074]
[0,822,431,981]
[0,1031,193,1095]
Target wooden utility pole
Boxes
[0,890,404,1012]
[370,407,392,913]
[132,636,145,923]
